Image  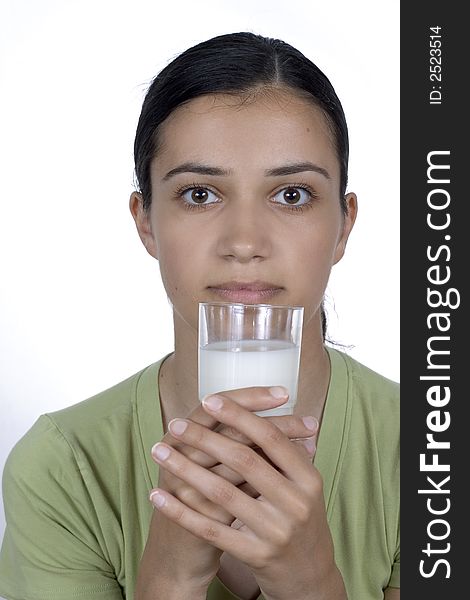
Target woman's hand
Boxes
[150,392,346,600]
[135,387,317,600]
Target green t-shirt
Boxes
[0,347,399,599]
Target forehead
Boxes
[155,89,338,176]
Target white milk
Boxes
[199,339,301,416]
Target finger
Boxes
[170,412,317,470]
[164,439,315,499]
[201,394,316,488]
[164,480,234,525]
[293,437,317,458]
[253,438,316,468]
[152,443,265,533]
[149,488,257,563]
[163,420,291,508]
[157,455,256,522]
[211,462,245,485]
[160,386,289,450]
[237,482,260,499]
[158,469,259,523]
[155,455,237,523]
[169,440,314,493]
[215,413,318,445]
[158,386,295,471]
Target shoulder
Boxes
[331,347,399,412]
[329,346,399,449]
[336,348,399,395]
[3,362,159,488]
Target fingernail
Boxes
[169,419,188,436]
[151,443,170,461]
[269,386,289,399]
[150,490,166,508]
[303,437,316,454]
[202,394,224,411]
[302,416,318,432]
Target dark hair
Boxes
[133,31,351,338]
[134,31,349,211]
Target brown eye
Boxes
[191,188,209,203]
[272,186,313,207]
[180,186,220,207]
[284,188,302,204]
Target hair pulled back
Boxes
[134,31,349,212]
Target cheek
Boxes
[291,222,340,314]
[155,227,202,299]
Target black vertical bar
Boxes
[401,3,466,597]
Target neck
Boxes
[158,311,331,429]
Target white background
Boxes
[0,0,399,555]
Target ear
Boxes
[129,192,159,260]
[333,192,358,264]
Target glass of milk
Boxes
[198,302,304,416]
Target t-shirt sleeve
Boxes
[0,415,123,600]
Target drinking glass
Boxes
[198,302,304,416]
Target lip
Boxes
[207,281,284,303]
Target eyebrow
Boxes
[161,161,331,181]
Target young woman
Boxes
[0,32,399,600]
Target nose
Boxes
[215,200,272,263]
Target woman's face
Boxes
[131,89,357,334]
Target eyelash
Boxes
[172,182,318,213]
